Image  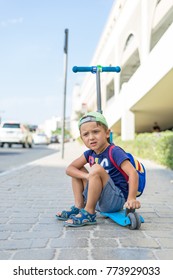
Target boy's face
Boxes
[80,122,110,153]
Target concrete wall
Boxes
[71,0,173,140]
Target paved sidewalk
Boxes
[0,141,173,260]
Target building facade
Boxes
[71,0,173,140]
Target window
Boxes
[3,123,20,129]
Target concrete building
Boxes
[39,116,61,137]
[71,0,173,140]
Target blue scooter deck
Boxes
[101,209,144,227]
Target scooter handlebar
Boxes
[102,66,121,72]
[72,65,121,73]
[72,66,93,72]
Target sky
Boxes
[0,0,115,125]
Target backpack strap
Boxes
[108,144,129,182]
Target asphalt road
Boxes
[0,144,59,174]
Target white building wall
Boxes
[71,0,173,140]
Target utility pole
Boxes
[61,28,69,159]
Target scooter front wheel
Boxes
[127,213,137,230]
[134,212,141,229]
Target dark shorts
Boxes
[83,177,126,213]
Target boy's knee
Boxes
[89,164,105,177]
[88,164,109,189]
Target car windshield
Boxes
[3,123,20,129]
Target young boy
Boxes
[56,112,141,227]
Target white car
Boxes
[33,133,50,145]
[0,122,33,148]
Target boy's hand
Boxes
[124,199,141,209]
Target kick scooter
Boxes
[72,65,144,230]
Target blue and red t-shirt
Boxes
[84,143,129,199]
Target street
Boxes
[0,144,59,174]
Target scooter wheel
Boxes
[134,212,141,229]
[127,213,137,230]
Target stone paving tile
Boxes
[56,248,89,260]
[0,218,9,224]
[119,237,160,249]
[64,229,91,239]
[154,249,173,260]
[0,240,33,250]
[32,223,64,232]
[11,230,62,240]
[145,230,173,238]
[50,238,89,248]
[142,222,173,231]
[91,248,156,260]
[12,249,56,260]
[9,218,38,224]
[0,224,32,232]
[91,238,119,248]
[0,251,12,260]
[0,232,11,240]
[157,238,173,249]
[10,212,40,218]
[30,238,49,248]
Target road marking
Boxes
[0,152,59,177]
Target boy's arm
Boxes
[66,154,89,180]
[120,160,141,209]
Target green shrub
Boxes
[113,131,173,169]
[155,131,173,169]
